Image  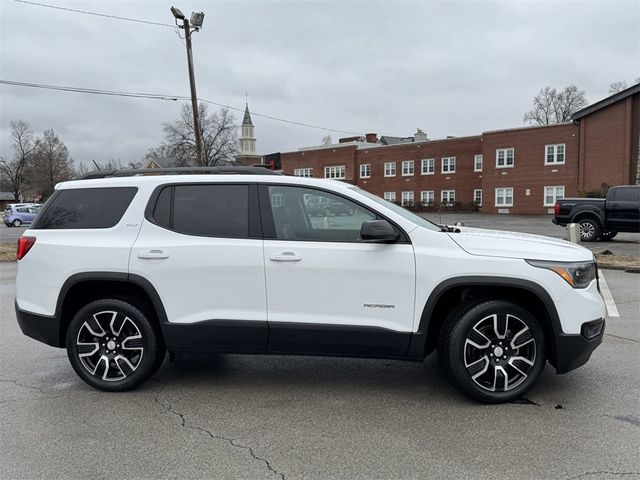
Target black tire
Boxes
[12,219,22,227]
[323,207,333,217]
[438,300,546,403]
[578,218,601,242]
[599,230,618,241]
[66,299,165,392]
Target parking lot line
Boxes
[598,271,619,318]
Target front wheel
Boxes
[438,300,546,403]
[66,299,165,391]
[578,218,601,242]
[12,219,22,227]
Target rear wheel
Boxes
[578,218,601,242]
[66,299,165,391]
[599,230,618,241]
[438,300,546,403]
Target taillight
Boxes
[554,202,560,216]
[16,236,36,260]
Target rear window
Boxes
[151,184,249,238]
[32,187,138,229]
[612,188,639,203]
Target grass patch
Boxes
[0,243,16,263]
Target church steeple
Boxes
[235,95,261,166]
[242,102,253,126]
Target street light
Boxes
[171,6,206,165]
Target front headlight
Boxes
[526,260,597,289]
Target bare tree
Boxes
[0,120,38,201]
[321,135,333,146]
[609,81,628,94]
[30,129,74,197]
[151,103,238,167]
[523,85,587,125]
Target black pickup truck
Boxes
[553,185,640,241]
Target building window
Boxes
[496,148,514,168]
[421,158,435,175]
[384,162,396,177]
[384,192,396,202]
[544,186,565,206]
[401,160,414,176]
[401,191,414,206]
[441,190,455,206]
[474,154,483,172]
[495,187,514,207]
[545,144,565,165]
[441,157,456,174]
[360,164,371,178]
[324,165,345,179]
[474,189,483,206]
[294,168,313,177]
[421,190,434,206]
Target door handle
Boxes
[138,250,169,260]
[269,252,302,262]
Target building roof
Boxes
[143,157,175,169]
[242,103,253,126]
[572,82,640,120]
[378,135,415,145]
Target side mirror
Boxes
[360,220,400,243]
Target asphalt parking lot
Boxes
[1,262,639,478]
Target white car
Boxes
[14,167,606,403]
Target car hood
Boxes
[447,226,593,262]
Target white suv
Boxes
[15,167,606,403]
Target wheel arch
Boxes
[55,272,168,347]
[408,276,562,367]
[571,210,604,227]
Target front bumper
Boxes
[552,318,605,373]
[15,300,64,348]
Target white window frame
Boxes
[359,164,371,179]
[324,165,345,179]
[294,168,313,177]
[545,144,566,165]
[474,154,483,172]
[421,158,435,175]
[496,148,515,168]
[441,190,455,206]
[401,191,414,206]
[401,160,414,176]
[495,187,514,207]
[474,189,482,206]
[384,162,396,177]
[441,156,456,174]
[383,191,396,202]
[544,186,565,206]
[421,190,434,206]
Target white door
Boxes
[261,185,416,356]
[129,183,267,351]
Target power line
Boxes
[13,0,175,28]
[0,79,364,135]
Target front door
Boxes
[260,184,416,357]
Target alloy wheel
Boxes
[464,313,536,392]
[579,222,595,240]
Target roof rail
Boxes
[80,166,281,180]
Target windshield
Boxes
[349,186,441,231]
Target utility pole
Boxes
[171,7,205,166]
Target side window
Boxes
[267,186,376,242]
[32,187,137,229]
[612,188,638,203]
[154,184,249,238]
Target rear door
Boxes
[129,182,268,352]
[260,184,416,357]
[607,187,640,231]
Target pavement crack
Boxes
[565,471,640,480]
[604,333,640,343]
[0,378,45,392]
[154,391,286,480]
[603,414,640,427]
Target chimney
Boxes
[365,133,378,143]
[414,129,428,143]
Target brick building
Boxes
[277,84,639,214]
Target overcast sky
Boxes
[1,0,638,168]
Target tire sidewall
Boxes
[579,219,600,242]
[442,300,546,403]
[66,299,161,392]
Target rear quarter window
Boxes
[32,187,138,229]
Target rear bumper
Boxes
[15,299,64,348]
[552,318,605,374]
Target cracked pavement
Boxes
[1,262,639,480]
